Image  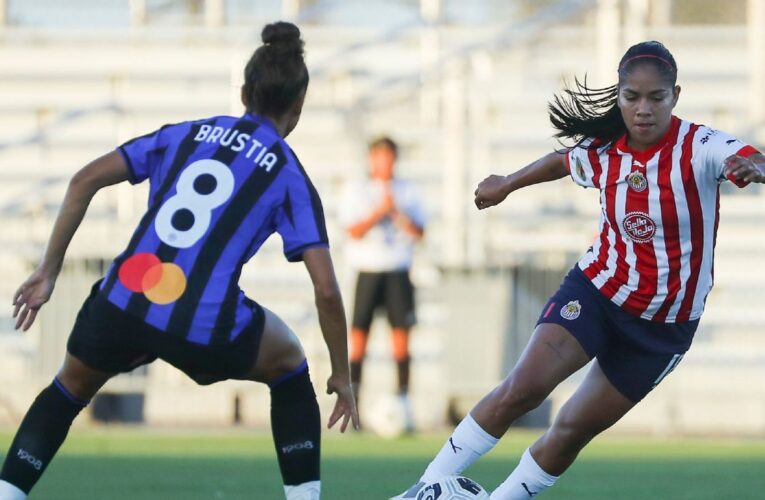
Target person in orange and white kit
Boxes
[340,136,426,431]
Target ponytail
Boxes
[548,77,624,148]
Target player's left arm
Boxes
[302,247,360,433]
[724,152,765,185]
[13,151,131,331]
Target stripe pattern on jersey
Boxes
[571,118,754,323]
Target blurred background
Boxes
[0,0,764,439]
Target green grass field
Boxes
[1,428,764,499]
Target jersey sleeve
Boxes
[565,139,598,189]
[695,126,762,188]
[274,169,330,262]
[117,122,185,184]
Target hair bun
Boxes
[262,21,303,51]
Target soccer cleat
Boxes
[389,481,425,499]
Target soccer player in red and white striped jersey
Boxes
[392,41,764,500]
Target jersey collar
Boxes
[614,115,680,159]
[242,112,280,136]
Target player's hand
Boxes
[379,188,396,215]
[13,268,56,331]
[326,374,360,432]
[724,154,765,184]
[474,174,511,210]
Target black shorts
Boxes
[67,280,265,385]
[537,266,698,402]
[351,270,416,330]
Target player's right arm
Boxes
[13,151,131,331]
[474,150,568,210]
[302,247,360,432]
[345,191,393,239]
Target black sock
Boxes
[269,360,320,486]
[350,361,362,404]
[396,357,410,395]
[0,379,87,494]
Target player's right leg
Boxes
[390,323,590,499]
[245,307,321,500]
[0,354,113,499]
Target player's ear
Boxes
[672,85,681,108]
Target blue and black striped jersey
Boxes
[99,113,328,345]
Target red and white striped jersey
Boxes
[565,116,760,323]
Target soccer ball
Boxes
[366,394,412,438]
[416,475,490,500]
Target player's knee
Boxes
[249,330,305,383]
[349,328,369,362]
[271,333,305,377]
[494,374,549,416]
[548,413,597,451]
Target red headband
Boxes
[619,54,675,72]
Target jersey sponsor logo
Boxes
[575,158,587,181]
[560,300,581,320]
[281,440,315,454]
[626,170,648,192]
[699,128,718,145]
[118,253,187,304]
[622,211,656,243]
[17,448,43,470]
[118,158,240,304]
[632,159,645,168]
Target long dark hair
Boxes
[549,41,678,148]
[242,21,309,117]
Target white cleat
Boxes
[389,481,425,499]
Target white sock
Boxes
[0,480,27,500]
[420,414,499,484]
[490,448,558,499]
[284,480,320,500]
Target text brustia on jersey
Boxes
[194,124,279,172]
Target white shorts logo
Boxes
[560,300,581,320]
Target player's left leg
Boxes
[490,360,634,499]
[0,354,113,499]
[386,270,417,431]
[246,307,321,500]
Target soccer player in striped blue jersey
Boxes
[1,22,357,500]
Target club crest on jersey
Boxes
[626,171,647,192]
[560,300,581,320]
[575,158,587,181]
[623,211,656,243]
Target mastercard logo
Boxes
[118,252,187,304]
